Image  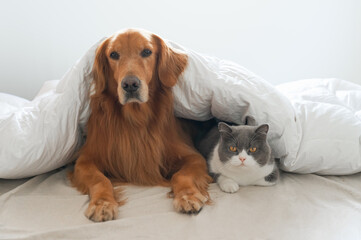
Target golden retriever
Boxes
[69,29,212,222]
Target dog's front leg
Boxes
[70,156,120,222]
[171,152,212,214]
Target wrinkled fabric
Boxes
[278,79,361,174]
[0,40,97,179]
[0,39,360,178]
[1,166,361,240]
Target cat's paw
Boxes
[218,178,239,193]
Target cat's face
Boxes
[218,122,271,168]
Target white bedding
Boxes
[1,37,361,239]
[1,165,361,240]
[1,38,360,179]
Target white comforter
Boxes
[0,39,360,178]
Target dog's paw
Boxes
[85,198,119,222]
[173,189,208,214]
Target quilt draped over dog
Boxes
[0,39,360,178]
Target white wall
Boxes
[0,0,360,100]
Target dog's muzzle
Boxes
[122,75,140,93]
[121,75,143,103]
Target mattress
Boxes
[1,165,361,240]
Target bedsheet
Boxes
[1,166,361,240]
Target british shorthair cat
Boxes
[198,116,279,193]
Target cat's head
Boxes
[217,116,271,168]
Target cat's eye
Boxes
[249,147,257,153]
[110,51,120,60]
[229,146,237,152]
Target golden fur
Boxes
[69,29,212,222]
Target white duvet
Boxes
[0,39,360,178]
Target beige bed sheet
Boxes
[1,166,361,240]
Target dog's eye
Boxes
[141,49,152,58]
[110,51,120,60]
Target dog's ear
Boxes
[153,35,188,88]
[92,38,110,96]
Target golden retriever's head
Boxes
[92,29,188,105]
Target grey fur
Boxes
[198,116,279,184]
[264,166,279,183]
[244,116,257,126]
[198,126,221,160]
[220,124,271,166]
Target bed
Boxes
[1,38,361,240]
[1,166,361,239]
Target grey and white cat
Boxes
[198,116,279,193]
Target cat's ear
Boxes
[254,124,269,140]
[245,116,257,126]
[218,122,232,134]
[256,124,269,134]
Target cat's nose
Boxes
[239,157,246,163]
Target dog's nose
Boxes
[122,76,140,93]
